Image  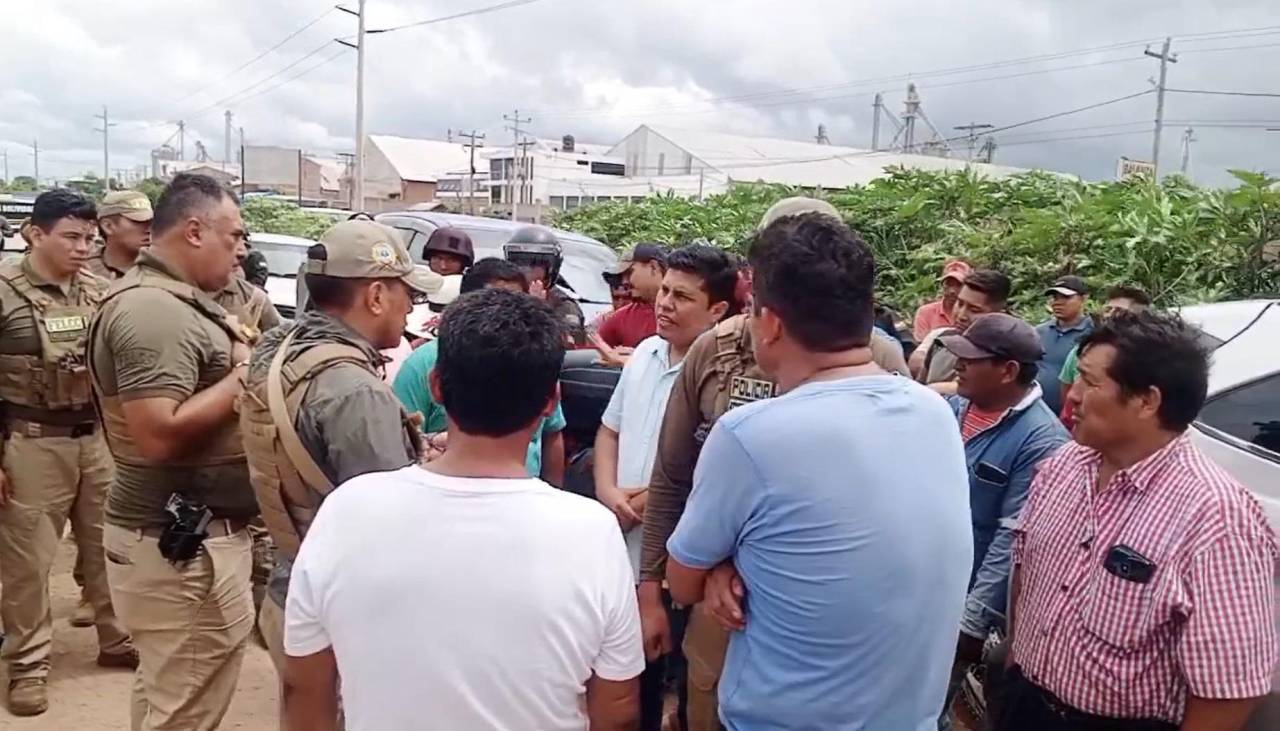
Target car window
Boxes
[252,241,309,277]
[1199,372,1280,456]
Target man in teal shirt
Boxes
[393,258,567,484]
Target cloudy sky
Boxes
[2,0,1277,188]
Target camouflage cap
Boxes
[98,190,153,222]
[758,196,841,229]
[307,220,443,296]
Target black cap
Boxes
[606,242,669,275]
[941,313,1044,363]
[1045,275,1088,297]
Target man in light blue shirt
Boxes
[594,245,738,731]
[667,211,973,731]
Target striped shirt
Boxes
[1011,435,1278,722]
[960,404,1004,442]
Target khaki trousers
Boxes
[684,605,729,731]
[0,430,129,679]
[104,522,254,731]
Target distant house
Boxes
[362,135,475,212]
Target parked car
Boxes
[1180,299,1280,532]
[246,232,316,320]
[375,211,617,322]
[1180,299,1280,727]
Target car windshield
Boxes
[252,241,309,278]
[446,227,614,305]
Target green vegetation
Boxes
[552,169,1280,315]
[241,197,332,240]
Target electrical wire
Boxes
[1166,88,1280,98]
[231,49,350,107]
[364,0,551,34]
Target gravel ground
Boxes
[0,537,278,729]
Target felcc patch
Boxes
[45,315,87,342]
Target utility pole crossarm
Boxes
[503,110,532,221]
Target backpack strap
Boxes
[265,332,373,494]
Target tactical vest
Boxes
[0,259,102,413]
[89,268,254,465]
[239,329,424,560]
[710,315,775,418]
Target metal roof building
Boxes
[607,124,1034,189]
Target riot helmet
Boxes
[423,226,475,274]
[503,225,563,288]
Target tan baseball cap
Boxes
[759,196,841,229]
[98,190,153,221]
[306,220,444,297]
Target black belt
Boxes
[998,666,1177,731]
[5,417,97,439]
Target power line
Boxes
[363,0,551,34]
[232,49,349,107]
[1178,41,1280,56]
[1166,88,1280,98]
[170,7,336,106]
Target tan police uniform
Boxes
[213,275,282,624]
[240,220,434,678]
[0,255,132,692]
[90,249,259,731]
[84,191,153,281]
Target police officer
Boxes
[0,190,135,717]
[90,173,259,730]
[422,225,475,276]
[503,225,586,346]
[637,198,906,731]
[85,190,153,280]
[216,235,282,343]
[240,220,437,693]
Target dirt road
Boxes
[0,538,278,729]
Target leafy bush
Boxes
[552,169,1280,317]
[241,197,332,240]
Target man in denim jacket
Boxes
[938,313,1069,723]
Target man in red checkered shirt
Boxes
[998,310,1278,731]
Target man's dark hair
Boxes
[1014,361,1039,386]
[747,212,875,351]
[665,244,739,318]
[31,189,96,231]
[436,289,565,436]
[1105,284,1152,306]
[962,269,1012,307]
[152,173,239,236]
[1078,310,1209,431]
[460,257,528,294]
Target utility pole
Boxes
[223,110,234,173]
[336,3,368,210]
[31,140,38,188]
[177,120,186,160]
[238,126,245,166]
[954,123,994,161]
[457,130,485,215]
[94,106,115,185]
[504,109,531,221]
[697,168,705,202]
[1179,126,1196,176]
[1144,37,1177,178]
[814,124,829,145]
[871,93,883,151]
[2,148,7,183]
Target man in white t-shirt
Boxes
[283,288,644,731]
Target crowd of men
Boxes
[0,173,1275,731]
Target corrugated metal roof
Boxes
[639,125,1035,188]
[368,134,472,183]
